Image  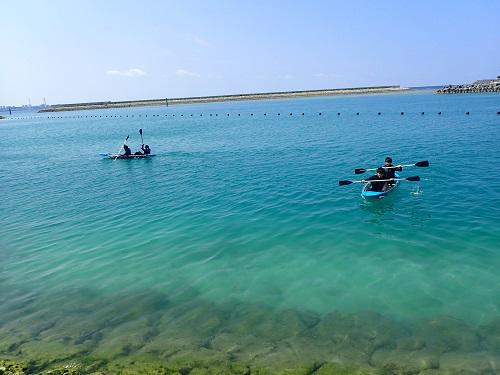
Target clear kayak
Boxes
[100,153,155,159]
[361,172,400,199]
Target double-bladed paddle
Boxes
[339,176,420,186]
[114,135,130,161]
[354,160,429,174]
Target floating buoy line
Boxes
[3,110,499,120]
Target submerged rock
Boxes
[413,316,480,353]
[439,352,500,373]
[314,363,374,374]
[478,318,500,352]
[371,349,439,371]
[307,311,407,353]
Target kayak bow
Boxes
[361,172,400,199]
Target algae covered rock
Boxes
[0,359,28,375]
[314,362,374,374]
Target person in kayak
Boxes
[384,157,402,183]
[366,167,389,192]
[123,144,132,156]
[141,144,151,155]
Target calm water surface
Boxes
[1,91,500,371]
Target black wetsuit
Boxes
[367,174,388,192]
[384,164,402,179]
[123,145,132,156]
[142,145,151,155]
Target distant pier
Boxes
[39,86,408,113]
[437,77,500,94]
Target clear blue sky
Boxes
[1,0,499,106]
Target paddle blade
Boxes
[126,135,130,141]
[339,180,353,186]
[415,160,429,167]
[139,129,143,135]
[406,176,420,182]
[354,168,366,174]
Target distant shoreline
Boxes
[38,86,408,113]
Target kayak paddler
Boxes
[141,144,151,155]
[366,167,389,192]
[384,156,402,185]
[123,144,132,156]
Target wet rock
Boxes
[413,316,480,353]
[371,349,440,371]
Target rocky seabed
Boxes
[1,290,500,374]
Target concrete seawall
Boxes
[39,86,407,113]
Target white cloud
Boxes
[175,69,201,78]
[193,35,211,48]
[106,68,147,77]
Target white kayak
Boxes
[100,153,155,159]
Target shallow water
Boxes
[1,91,500,372]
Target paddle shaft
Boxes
[114,136,129,161]
[355,177,407,183]
[341,177,420,185]
[356,161,428,174]
[362,164,408,172]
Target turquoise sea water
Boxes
[1,91,500,372]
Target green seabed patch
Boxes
[0,357,434,375]
[1,288,500,374]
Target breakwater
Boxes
[437,77,500,94]
[38,85,407,113]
